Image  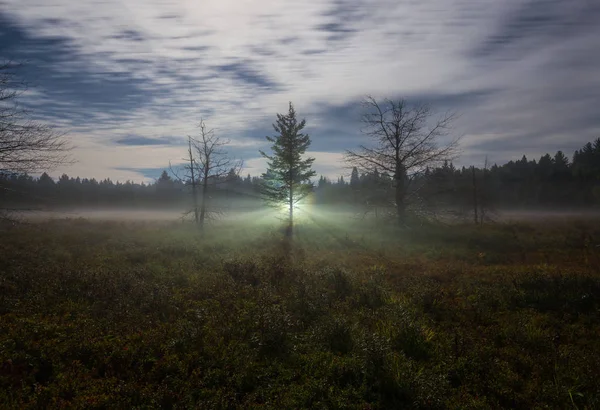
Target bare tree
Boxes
[171,119,241,227]
[1,62,71,175]
[171,136,200,223]
[1,62,71,220]
[194,120,242,225]
[345,96,460,223]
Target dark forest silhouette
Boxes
[2,138,600,218]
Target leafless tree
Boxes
[345,96,460,224]
[171,119,241,227]
[1,62,71,176]
[171,136,200,223]
[1,62,71,221]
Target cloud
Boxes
[53,133,190,182]
[215,60,280,89]
[114,136,185,146]
[110,29,146,42]
[0,11,160,130]
[0,0,598,182]
[471,0,600,61]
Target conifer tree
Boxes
[260,102,315,228]
[350,167,360,188]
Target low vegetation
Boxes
[1,214,599,409]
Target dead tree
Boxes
[345,96,459,224]
[1,62,71,175]
[187,136,200,223]
[194,120,242,225]
[171,137,198,223]
[171,119,241,227]
[1,62,72,219]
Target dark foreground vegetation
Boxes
[1,215,600,409]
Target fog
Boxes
[497,209,600,222]
[15,206,600,224]
[20,209,191,222]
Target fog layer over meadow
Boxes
[19,206,600,224]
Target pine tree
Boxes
[38,172,55,186]
[350,167,359,189]
[156,170,175,204]
[318,175,327,188]
[260,102,316,228]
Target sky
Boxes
[1,0,599,183]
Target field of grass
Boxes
[1,212,600,409]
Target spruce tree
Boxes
[350,167,360,188]
[260,102,316,227]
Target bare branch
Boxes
[175,118,242,227]
[1,61,72,175]
[346,96,461,222]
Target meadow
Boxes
[1,210,599,409]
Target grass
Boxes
[1,212,600,409]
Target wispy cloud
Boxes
[114,136,185,146]
[0,0,598,181]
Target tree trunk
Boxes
[395,185,405,223]
[200,167,208,227]
[193,192,199,224]
[395,164,406,224]
[287,183,294,236]
[188,137,199,224]
[472,166,478,225]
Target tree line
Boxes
[2,137,600,212]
